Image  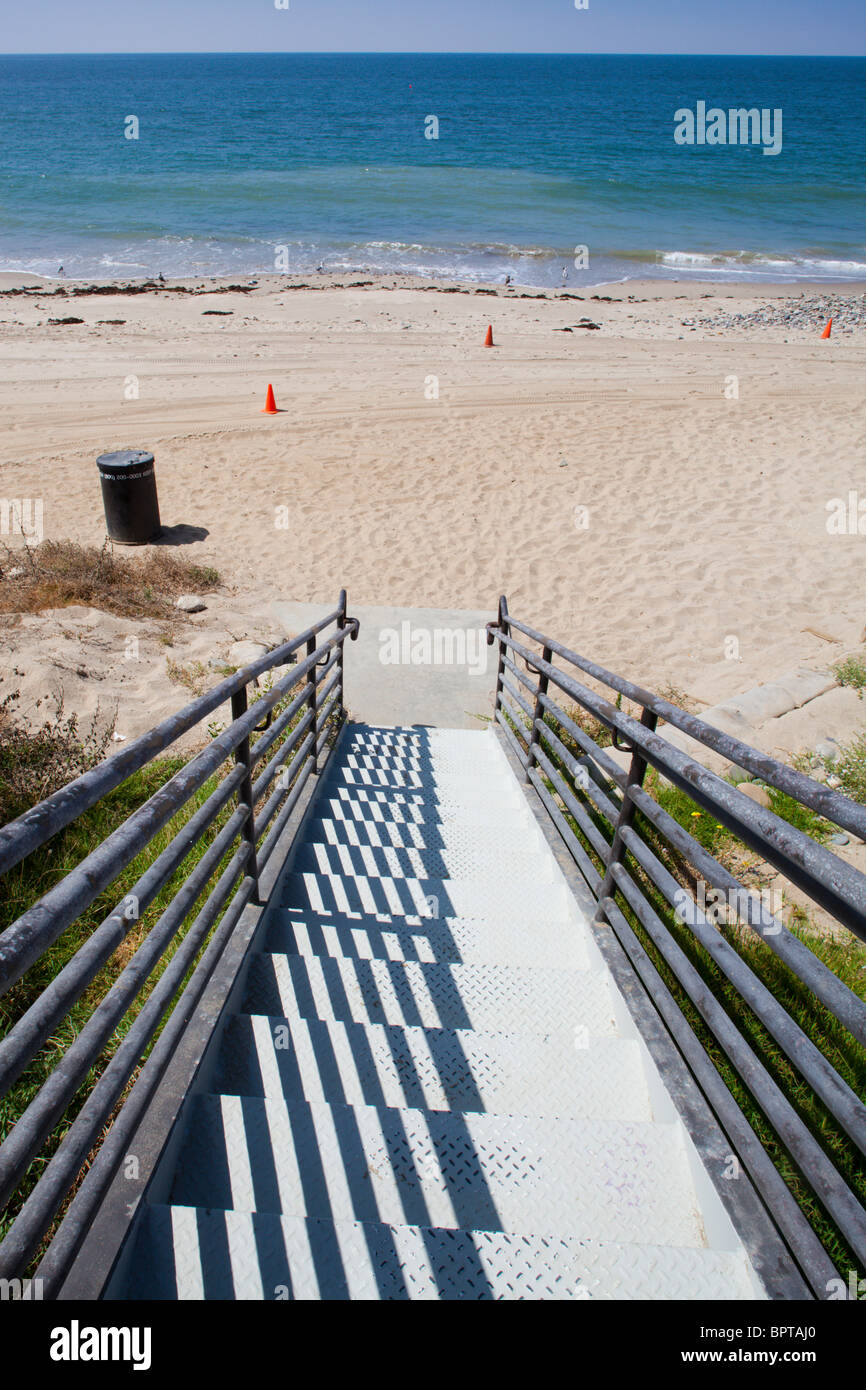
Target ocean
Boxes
[0,52,863,286]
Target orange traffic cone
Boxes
[261,383,279,413]
[483,325,494,347]
[821,319,832,339]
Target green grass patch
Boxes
[833,654,866,700]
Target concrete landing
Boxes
[271,603,496,728]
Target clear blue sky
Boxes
[3,0,864,56]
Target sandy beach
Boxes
[1,271,865,738]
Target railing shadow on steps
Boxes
[0,591,358,1291]
[485,595,866,1301]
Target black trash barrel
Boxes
[96,449,161,545]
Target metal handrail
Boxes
[0,592,359,1282]
[486,595,866,1298]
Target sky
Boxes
[2,0,864,56]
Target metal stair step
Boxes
[241,953,619,1034]
[318,791,536,833]
[119,1205,761,1300]
[261,908,590,969]
[341,748,504,772]
[211,1014,650,1120]
[302,813,548,857]
[164,1095,706,1248]
[290,839,556,885]
[279,869,569,921]
[322,766,526,804]
[344,727,497,751]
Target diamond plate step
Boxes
[339,756,500,778]
[304,813,548,857]
[241,954,619,1033]
[211,1015,650,1120]
[318,788,536,833]
[322,765,527,805]
[119,1206,761,1300]
[291,838,556,885]
[166,1095,706,1247]
[341,733,497,756]
[261,909,590,969]
[280,870,569,921]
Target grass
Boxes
[166,657,210,695]
[833,730,866,805]
[0,691,112,826]
[833,653,866,700]
[0,662,327,1273]
[0,539,220,621]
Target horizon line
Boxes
[1,49,865,59]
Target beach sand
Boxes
[1,271,865,741]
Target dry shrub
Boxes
[0,540,220,621]
[0,690,113,825]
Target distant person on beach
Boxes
[158,273,165,284]
[505,274,512,286]
[561,267,568,284]
[57,265,64,276]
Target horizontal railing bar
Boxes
[251,707,316,806]
[536,689,629,791]
[526,766,603,893]
[0,606,344,879]
[608,861,866,1267]
[494,627,866,942]
[494,708,530,769]
[501,652,538,697]
[0,852,255,1283]
[599,893,839,1298]
[0,631,351,996]
[619,824,866,1153]
[501,673,535,723]
[315,672,342,729]
[0,824,252,1212]
[498,691,531,744]
[249,681,314,772]
[0,766,245,1100]
[532,744,612,864]
[257,749,316,875]
[534,718,622,828]
[316,719,337,758]
[254,731,316,848]
[31,873,256,1296]
[500,614,866,842]
[313,649,340,689]
[628,782,866,1048]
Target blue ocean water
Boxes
[0,53,863,286]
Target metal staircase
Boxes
[103,724,764,1300]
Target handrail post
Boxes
[307,635,318,774]
[337,589,348,722]
[525,645,552,784]
[489,594,509,717]
[593,706,658,923]
[231,685,261,905]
